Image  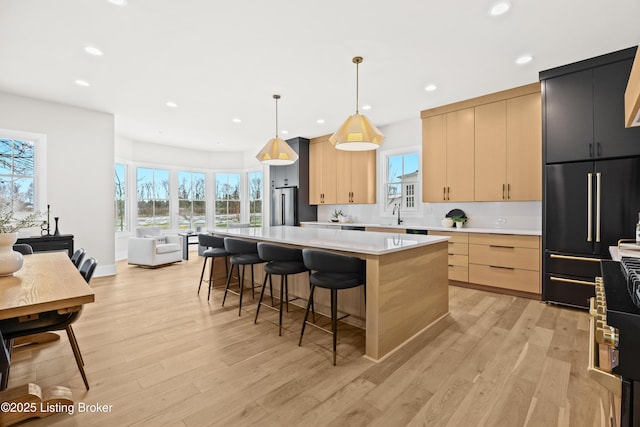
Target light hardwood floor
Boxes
[8,251,610,426]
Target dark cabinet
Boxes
[543,47,640,164]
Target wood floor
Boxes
[8,251,611,427]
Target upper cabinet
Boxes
[541,46,640,164]
[309,135,376,205]
[309,136,337,205]
[422,83,541,203]
[336,150,376,204]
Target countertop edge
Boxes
[300,222,541,236]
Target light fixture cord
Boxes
[355,60,359,115]
[275,96,278,138]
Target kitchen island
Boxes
[212,226,449,361]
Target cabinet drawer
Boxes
[469,264,540,293]
[448,254,468,267]
[449,265,468,282]
[448,241,468,255]
[469,244,538,271]
[469,233,539,248]
[430,231,468,244]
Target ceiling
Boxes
[1,0,639,155]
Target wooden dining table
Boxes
[0,251,95,426]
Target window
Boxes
[115,163,127,232]
[136,167,170,228]
[384,152,420,213]
[0,138,35,213]
[248,171,262,227]
[215,173,241,226]
[178,171,206,231]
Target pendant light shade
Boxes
[329,56,384,151]
[256,95,298,166]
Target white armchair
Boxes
[128,227,183,267]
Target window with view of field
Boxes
[248,171,262,227]
[0,138,35,213]
[178,171,205,230]
[115,163,127,232]
[137,167,170,228]
[215,173,241,226]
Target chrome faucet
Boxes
[393,203,403,225]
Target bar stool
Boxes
[299,249,365,365]
[222,238,264,316]
[255,243,309,336]
[197,234,229,300]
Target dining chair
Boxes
[12,244,33,255]
[70,247,86,269]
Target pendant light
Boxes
[329,56,384,151]
[256,94,298,166]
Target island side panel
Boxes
[365,241,448,360]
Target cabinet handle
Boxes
[589,143,594,158]
[489,245,515,249]
[587,173,593,242]
[447,187,450,200]
[597,142,602,157]
[596,172,601,243]
[443,187,446,201]
[507,184,511,200]
[550,254,601,263]
[502,184,505,200]
[550,276,596,286]
[489,265,514,270]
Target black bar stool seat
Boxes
[222,238,264,316]
[299,249,365,365]
[197,234,229,301]
[255,243,309,336]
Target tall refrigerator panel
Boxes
[544,158,640,308]
[271,187,298,226]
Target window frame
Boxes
[379,146,422,218]
[246,169,263,227]
[135,166,171,229]
[177,170,206,231]
[214,172,242,227]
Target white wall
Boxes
[0,91,116,276]
[317,117,542,230]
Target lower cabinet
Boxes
[431,231,541,295]
[468,233,541,294]
[429,231,469,282]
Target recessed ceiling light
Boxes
[424,84,437,92]
[232,118,242,123]
[316,119,325,124]
[362,104,372,111]
[75,79,91,87]
[108,0,127,6]
[84,46,103,56]
[489,2,511,16]
[281,130,289,135]
[515,54,533,65]
[165,101,178,108]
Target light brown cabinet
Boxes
[309,136,337,204]
[429,231,469,282]
[474,93,541,201]
[336,150,376,204]
[468,233,541,294]
[422,109,475,202]
[422,83,541,203]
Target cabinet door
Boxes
[321,139,337,204]
[350,150,376,204]
[422,115,447,202]
[507,93,542,200]
[446,108,475,201]
[544,69,594,163]
[474,101,506,201]
[594,59,640,159]
[336,150,351,204]
[309,141,322,204]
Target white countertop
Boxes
[300,221,541,236]
[211,225,449,255]
[610,245,640,261]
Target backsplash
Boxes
[317,201,541,230]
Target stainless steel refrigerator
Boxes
[271,186,298,226]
